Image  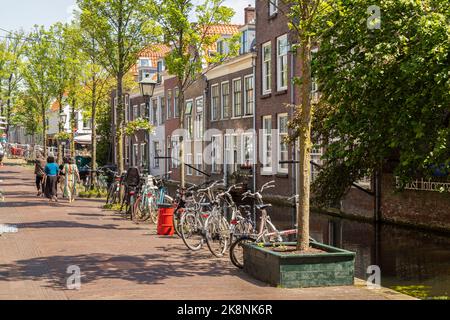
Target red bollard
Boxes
[157,204,175,236]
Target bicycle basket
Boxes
[124,167,141,187]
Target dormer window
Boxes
[217,38,230,55]
[269,0,278,16]
[139,58,151,67]
[240,28,255,54]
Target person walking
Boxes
[44,155,59,202]
[62,157,80,203]
[58,157,69,197]
[34,151,46,196]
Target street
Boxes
[0,159,414,300]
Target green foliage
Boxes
[124,118,154,136]
[309,0,450,205]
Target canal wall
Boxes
[338,174,450,233]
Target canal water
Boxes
[270,206,450,299]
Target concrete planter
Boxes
[243,242,356,288]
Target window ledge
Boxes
[275,89,288,96]
[261,93,272,99]
[276,173,289,178]
[242,115,254,118]
[261,170,274,176]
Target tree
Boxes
[152,0,237,187]
[10,93,42,144]
[277,0,334,251]
[48,23,71,163]
[22,26,57,158]
[77,0,156,173]
[0,31,26,135]
[309,0,450,206]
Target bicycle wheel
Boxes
[173,207,185,237]
[148,196,159,224]
[180,211,204,251]
[205,214,230,258]
[229,236,256,269]
[133,196,150,223]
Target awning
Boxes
[74,134,92,145]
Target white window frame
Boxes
[185,99,194,141]
[262,42,272,95]
[211,84,220,121]
[242,132,255,166]
[133,144,139,167]
[221,81,230,119]
[269,0,278,16]
[153,141,160,168]
[277,34,288,91]
[232,78,242,118]
[262,116,273,173]
[277,113,289,173]
[140,143,146,168]
[244,75,254,115]
[195,97,204,140]
[211,135,221,174]
[186,154,193,176]
[196,153,203,176]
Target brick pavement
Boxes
[0,159,415,300]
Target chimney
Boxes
[244,4,256,25]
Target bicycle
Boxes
[179,180,224,252]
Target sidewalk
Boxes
[0,159,415,300]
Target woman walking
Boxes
[62,157,80,203]
[44,155,59,202]
[34,151,46,196]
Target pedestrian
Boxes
[58,157,69,197]
[44,155,59,202]
[0,143,5,167]
[34,151,46,197]
[62,157,80,203]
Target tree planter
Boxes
[243,242,356,288]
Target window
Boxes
[133,144,139,166]
[211,135,221,173]
[211,84,220,120]
[269,0,278,16]
[221,82,230,118]
[262,116,272,172]
[262,42,272,94]
[278,114,288,173]
[133,105,139,120]
[140,103,147,119]
[241,30,248,54]
[157,59,164,82]
[217,38,230,55]
[167,90,172,119]
[185,100,193,140]
[153,141,160,168]
[243,133,254,166]
[187,154,193,175]
[224,134,239,174]
[171,136,179,168]
[196,154,202,176]
[125,139,130,164]
[244,75,254,115]
[83,118,92,130]
[139,69,152,82]
[140,143,147,168]
[152,99,158,125]
[277,34,289,91]
[139,58,151,67]
[174,87,179,117]
[232,78,242,117]
[159,96,165,124]
[195,98,204,140]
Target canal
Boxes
[270,206,450,300]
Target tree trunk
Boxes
[116,73,124,173]
[91,81,97,188]
[57,94,64,164]
[42,103,47,158]
[177,86,185,188]
[6,74,12,136]
[70,99,76,158]
[297,36,312,251]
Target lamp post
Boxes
[139,75,157,172]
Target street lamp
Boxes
[139,74,157,98]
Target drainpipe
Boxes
[374,169,382,222]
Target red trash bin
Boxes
[157,204,175,236]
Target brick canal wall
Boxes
[380,174,450,232]
[339,174,450,233]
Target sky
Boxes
[0,0,254,34]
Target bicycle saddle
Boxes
[256,204,272,211]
